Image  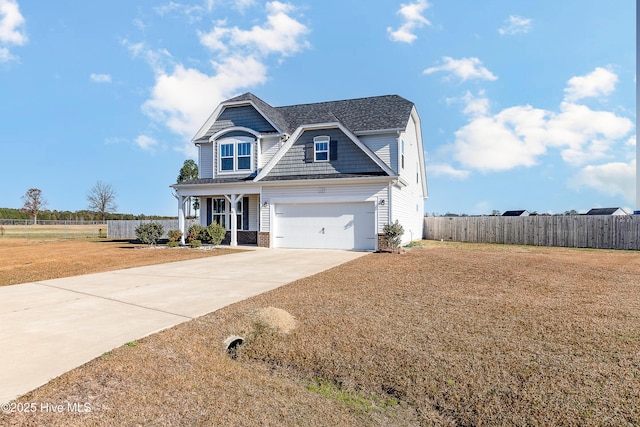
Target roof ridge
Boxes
[275,94,410,109]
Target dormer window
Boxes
[218,137,254,174]
[314,136,330,162]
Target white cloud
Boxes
[142,57,267,140]
[0,45,13,61]
[570,160,636,203]
[0,0,27,62]
[89,73,112,83]
[453,101,634,172]
[498,15,532,36]
[548,102,633,165]
[454,105,549,171]
[199,1,309,56]
[626,135,636,147]
[461,90,490,117]
[387,0,430,43]
[449,67,634,172]
[429,163,470,180]
[135,135,158,151]
[564,67,618,102]
[424,57,497,82]
[133,1,308,156]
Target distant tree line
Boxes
[0,207,176,221]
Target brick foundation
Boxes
[377,233,389,251]
[221,231,258,245]
[258,232,270,248]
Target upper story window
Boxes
[220,143,234,171]
[237,142,251,170]
[218,138,254,173]
[401,139,405,169]
[314,136,330,162]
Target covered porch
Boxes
[174,181,262,247]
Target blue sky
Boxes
[0,0,636,216]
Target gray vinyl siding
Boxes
[391,184,424,244]
[247,194,259,231]
[205,105,276,137]
[199,143,214,179]
[266,128,384,178]
[260,137,280,168]
[359,133,398,171]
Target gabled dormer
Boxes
[193,94,285,179]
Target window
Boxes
[218,138,254,173]
[220,144,234,171]
[237,142,251,170]
[314,136,330,162]
[211,197,248,230]
[212,198,226,228]
[401,139,405,169]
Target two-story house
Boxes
[171,93,428,250]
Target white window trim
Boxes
[217,137,255,175]
[211,197,245,230]
[314,135,330,162]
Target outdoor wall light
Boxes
[379,200,385,206]
[262,201,270,207]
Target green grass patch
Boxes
[306,378,399,413]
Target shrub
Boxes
[167,241,179,248]
[0,225,4,238]
[135,222,164,246]
[383,220,404,253]
[189,239,202,248]
[204,222,226,245]
[167,229,182,243]
[186,224,205,244]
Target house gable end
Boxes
[265,128,386,179]
[255,123,396,181]
[205,105,277,138]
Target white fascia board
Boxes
[209,126,262,141]
[261,175,395,188]
[173,182,262,197]
[191,100,284,143]
[254,122,396,182]
[192,103,224,142]
[398,106,428,198]
[354,128,404,136]
[410,106,429,199]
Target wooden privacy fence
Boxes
[107,219,199,239]
[424,215,640,250]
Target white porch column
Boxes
[225,194,244,247]
[178,195,186,245]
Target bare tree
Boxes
[21,188,47,224]
[87,181,118,221]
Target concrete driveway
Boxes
[0,248,367,404]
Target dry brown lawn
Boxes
[0,239,239,286]
[1,241,639,426]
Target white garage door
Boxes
[274,202,376,250]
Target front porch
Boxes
[177,192,261,247]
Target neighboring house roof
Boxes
[194,93,415,142]
[585,207,628,215]
[502,210,529,216]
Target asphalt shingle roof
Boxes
[224,92,414,134]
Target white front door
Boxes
[273,202,376,250]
